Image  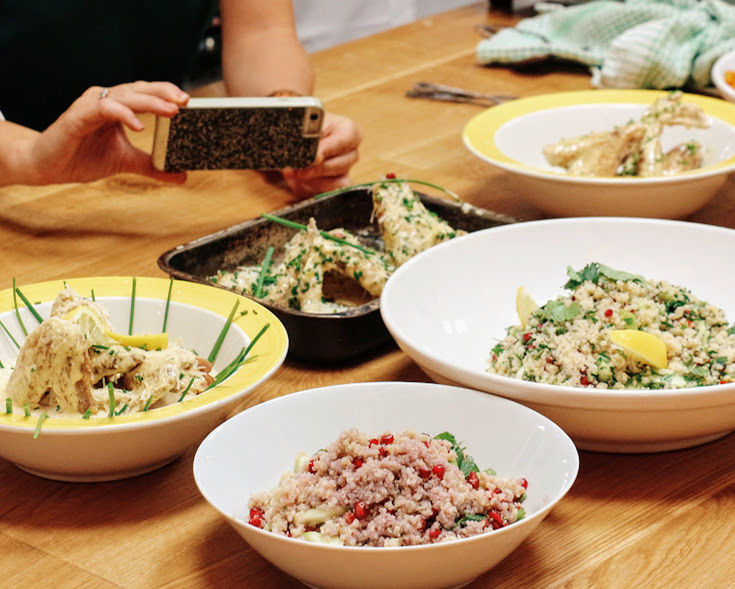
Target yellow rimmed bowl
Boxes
[463,90,735,218]
[0,276,288,482]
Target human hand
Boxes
[28,82,189,184]
[281,111,362,198]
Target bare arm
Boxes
[219,0,314,97]
[0,121,41,185]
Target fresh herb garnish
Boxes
[208,299,240,364]
[178,377,196,402]
[162,277,174,332]
[434,432,479,477]
[254,246,275,298]
[128,277,137,335]
[455,513,487,527]
[539,300,581,323]
[205,323,270,390]
[14,287,43,324]
[261,213,375,256]
[33,412,49,439]
[107,382,116,417]
[0,320,21,349]
[12,278,28,336]
[142,395,154,412]
[23,404,30,417]
[82,409,92,419]
[312,178,461,202]
[5,398,11,414]
[564,263,642,290]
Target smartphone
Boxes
[152,96,324,172]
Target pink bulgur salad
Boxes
[247,429,528,547]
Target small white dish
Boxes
[712,48,735,103]
[380,217,735,453]
[0,276,288,481]
[193,381,578,589]
[463,89,735,218]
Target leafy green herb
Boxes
[208,299,240,364]
[82,409,92,419]
[5,398,11,414]
[261,213,375,256]
[15,287,43,324]
[90,289,96,301]
[128,277,137,335]
[484,467,497,475]
[0,320,21,349]
[517,507,526,521]
[455,513,487,527]
[539,300,581,323]
[205,323,270,390]
[107,382,116,417]
[162,277,174,332]
[564,263,642,290]
[434,432,479,477]
[12,278,28,336]
[254,246,275,298]
[115,403,129,416]
[178,377,196,402]
[23,404,30,417]
[33,412,49,439]
[143,395,155,412]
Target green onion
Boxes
[261,214,374,255]
[243,322,270,358]
[90,289,96,301]
[313,178,461,202]
[207,299,240,364]
[205,323,271,390]
[82,409,92,419]
[14,288,43,324]
[115,403,129,416]
[178,377,196,402]
[254,246,274,298]
[162,277,174,332]
[143,395,155,412]
[23,404,30,417]
[0,320,21,349]
[33,412,49,439]
[107,382,116,417]
[128,277,137,335]
[0,358,3,368]
[12,278,28,336]
[5,398,11,414]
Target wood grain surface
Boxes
[1,4,734,588]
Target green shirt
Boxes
[0,0,217,129]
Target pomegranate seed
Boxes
[248,508,265,528]
[428,528,441,540]
[489,511,505,530]
[380,434,394,445]
[418,467,431,479]
[344,511,355,524]
[386,172,396,179]
[493,487,503,494]
[522,332,532,343]
[368,438,379,447]
[546,357,555,364]
[423,440,430,448]
[519,477,528,489]
[580,375,590,386]
[418,519,427,531]
[378,447,388,458]
[352,456,364,469]
[432,464,445,480]
[467,471,479,489]
[354,502,367,519]
[604,309,613,317]
[308,459,316,473]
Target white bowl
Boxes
[193,381,578,589]
[0,276,288,481]
[712,48,735,103]
[380,218,735,453]
[463,90,735,218]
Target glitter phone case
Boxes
[152,97,323,172]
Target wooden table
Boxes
[2,4,735,588]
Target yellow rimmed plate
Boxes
[0,276,288,481]
[462,90,735,218]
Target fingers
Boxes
[122,146,188,184]
[89,82,189,118]
[282,169,352,198]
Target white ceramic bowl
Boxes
[712,48,735,103]
[463,90,735,218]
[380,218,735,453]
[193,381,578,589]
[0,276,288,481]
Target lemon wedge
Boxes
[104,330,169,351]
[63,306,112,346]
[516,286,539,328]
[609,329,668,369]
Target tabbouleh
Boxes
[488,263,735,389]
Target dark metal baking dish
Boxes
[157,186,517,363]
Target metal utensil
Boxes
[406,82,517,107]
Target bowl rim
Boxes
[462,89,735,184]
[380,217,735,410]
[0,276,288,432]
[712,48,735,102]
[193,380,579,553]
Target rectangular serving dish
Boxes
[158,186,517,363]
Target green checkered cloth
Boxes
[477,0,735,89]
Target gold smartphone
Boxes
[152,96,324,172]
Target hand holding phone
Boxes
[152,96,323,172]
